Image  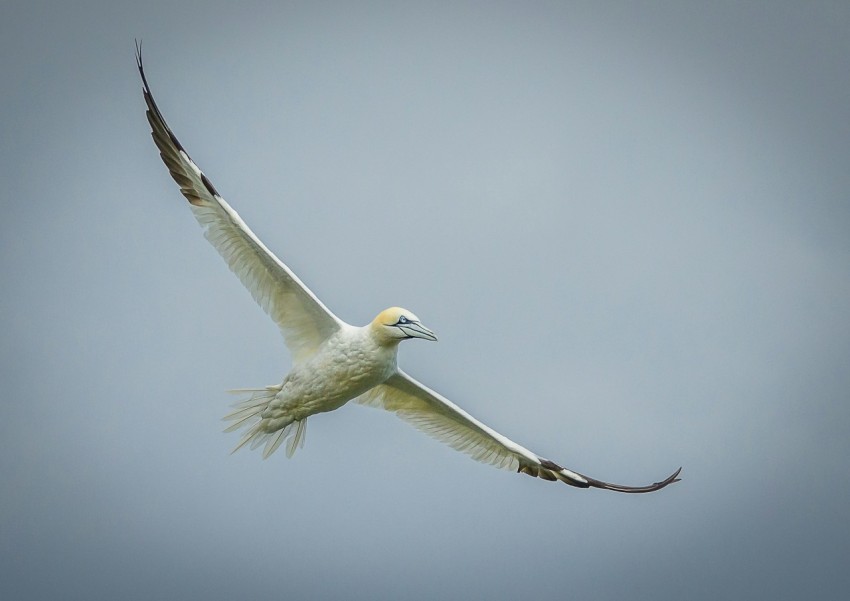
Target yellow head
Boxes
[370,307,438,345]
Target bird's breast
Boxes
[283,328,396,414]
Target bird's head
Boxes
[370,307,438,345]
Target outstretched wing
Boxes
[136,44,343,361]
[358,371,681,493]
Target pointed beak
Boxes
[399,322,438,341]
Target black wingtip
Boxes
[537,457,681,493]
[135,45,192,158]
[135,38,154,100]
[136,43,224,205]
[134,38,142,69]
[586,466,682,494]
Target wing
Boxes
[358,371,681,493]
[136,43,343,361]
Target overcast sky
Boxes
[2,2,849,600]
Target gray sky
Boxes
[2,2,849,599]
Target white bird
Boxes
[137,45,680,493]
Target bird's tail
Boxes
[222,387,306,459]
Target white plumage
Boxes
[137,43,680,493]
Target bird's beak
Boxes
[399,322,438,341]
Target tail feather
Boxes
[222,409,261,433]
[264,429,286,458]
[286,419,307,457]
[222,386,307,459]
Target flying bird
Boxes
[136,44,680,493]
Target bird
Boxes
[136,43,681,493]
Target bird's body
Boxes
[271,322,399,422]
[226,315,408,458]
[137,43,681,493]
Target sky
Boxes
[2,1,849,599]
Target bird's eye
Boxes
[398,316,409,324]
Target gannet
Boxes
[136,45,681,493]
